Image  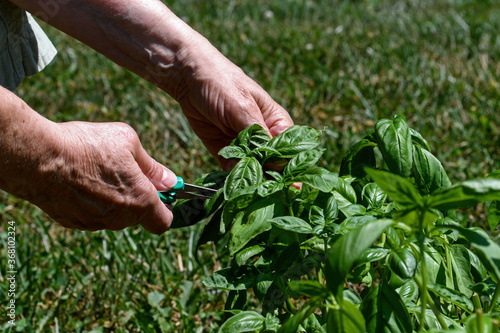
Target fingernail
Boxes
[160,168,177,190]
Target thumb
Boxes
[135,146,177,191]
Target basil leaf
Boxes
[219,311,265,333]
[224,157,263,200]
[332,177,357,205]
[231,124,271,150]
[268,125,322,157]
[413,145,451,195]
[360,283,413,333]
[219,146,247,159]
[375,115,413,178]
[387,248,417,283]
[288,280,329,298]
[409,127,431,151]
[465,312,495,333]
[327,300,366,333]
[449,244,474,298]
[356,247,391,267]
[292,167,337,193]
[284,149,325,178]
[228,200,275,255]
[325,219,393,299]
[429,178,500,211]
[339,138,377,178]
[366,168,423,208]
[235,244,265,267]
[203,267,257,291]
[280,298,322,333]
[427,283,474,313]
[361,182,387,209]
[270,216,313,234]
[455,227,500,282]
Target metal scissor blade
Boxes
[183,183,218,195]
[174,192,214,200]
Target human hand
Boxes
[27,121,176,234]
[172,41,294,170]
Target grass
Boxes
[1,0,499,331]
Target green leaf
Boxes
[219,146,247,159]
[325,219,393,299]
[224,157,263,200]
[284,149,325,178]
[203,267,257,291]
[356,247,391,267]
[429,178,500,211]
[467,248,488,282]
[268,125,322,158]
[279,298,321,333]
[366,168,423,208]
[264,313,281,332]
[339,138,377,178]
[332,177,357,205]
[309,191,338,226]
[412,145,451,195]
[449,244,474,298]
[455,227,500,282]
[487,201,500,231]
[360,283,413,333]
[219,311,265,333]
[231,124,271,151]
[395,208,438,228]
[427,283,474,313]
[235,244,265,267]
[228,200,276,255]
[388,248,417,282]
[270,216,313,234]
[327,300,366,333]
[288,280,329,298]
[375,115,413,178]
[361,182,387,209]
[257,180,283,197]
[292,167,337,192]
[465,312,495,333]
[301,314,325,333]
[409,127,431,151]
[398,279,419,305]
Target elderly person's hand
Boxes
[0,87,176,234]
[173,42,294,170]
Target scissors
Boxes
[158,176,218,204]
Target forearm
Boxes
[0,87,61,201]
[9,0,210,99]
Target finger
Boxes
[139,199,173,234]
[251,88,294,137]
[134,145,177,191]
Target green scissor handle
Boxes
[158,176,184,204]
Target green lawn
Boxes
[1,0,499,331]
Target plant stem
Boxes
[277,276,297,315]
[417,207,436,332]
[488,282,500,314]
[414,275,448,330]
[418,210,428,332]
